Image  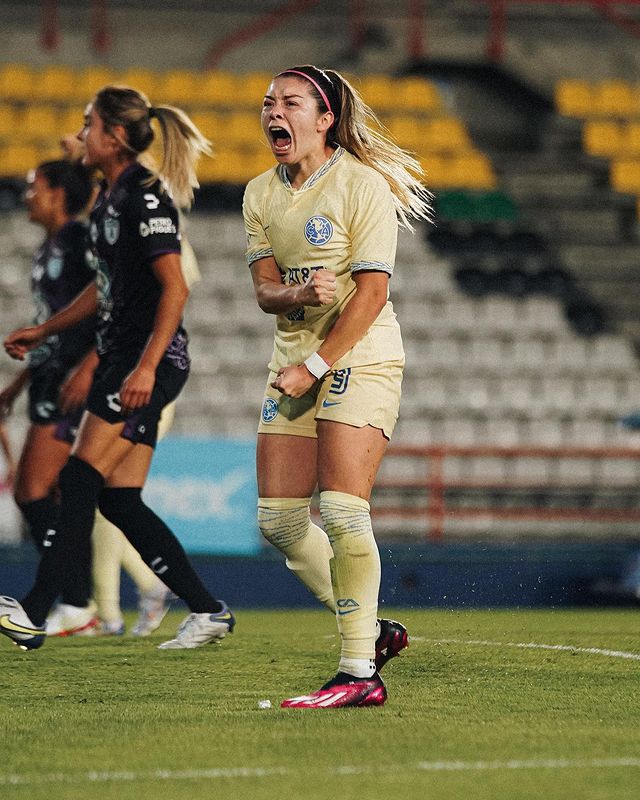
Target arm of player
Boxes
[250,256,336,314]
[272,271,389,398]
[4,283,98,361]
[58,349,100,414]
[119,252,188,414]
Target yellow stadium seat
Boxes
[0,104,17,140]
[623,123,640,156]
[32,65,77,103]
[57,105,85,138]
[19,106,62,144]
[387,115,423,150]
[583,120,624,157]
[159,69,199,106]
[225,111,264,146]
[555,79,593,118]
[189,110,223,142]
[394,76,441,113]
[419,154,448,188]
[0,143,40,177]
[198,71,239,108]
[610,159,640,193]
[0,63,35,102]
[359,75,395,113]
[593,80,636,118]
[75,65,118,101]
[117,68,158,101]
[425,118,471,152]
[444,152,496,190]
[235,71,272,108]
[249,145,276,175]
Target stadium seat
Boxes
[189,110,223,142]
[394,76,441,113]
[75,65,118,100]
[386,115,424,150]
[0,63,35,102]
[359,74,395,112]
[198,71,239,108]
[593,80,637,118]
[0,104,17,140]
[117,68,158,100]
[622,122,640,156]
[424,118,471,152]
[225,111,264,146]
[0,143,40,177]
[555,79,593,118]
[159,69,199,106]
[19,106,62,144]
[610,159,640,193]
[583,120,623,158]
[32,65,77,103]
[234,71,272,107]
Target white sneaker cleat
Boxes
[0,595,46,651]
[131,582,172,636]
[157,602,235,650]
[45,602,98,637]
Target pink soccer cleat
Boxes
[281,672,387,709]
[375,618,409,671]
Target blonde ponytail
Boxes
[326,70,433,230]
[93,85,211,209]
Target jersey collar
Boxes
[278,146,344,192]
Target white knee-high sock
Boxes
[320,490,380,674]
[258,497,335,611]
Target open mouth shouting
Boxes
[269,126,292,155]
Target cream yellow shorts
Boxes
[258,360,404,440]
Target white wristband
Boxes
[304,352,331,379]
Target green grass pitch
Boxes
[1,608,639,800]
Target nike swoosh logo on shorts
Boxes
[322,399,341,408]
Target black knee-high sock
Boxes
[98,487,222,613]
[21,456,103,626]
[18,495,92,608]
[18,496,57,553]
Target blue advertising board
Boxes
[143,436,261,555]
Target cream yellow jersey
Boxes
[243,147,404,371]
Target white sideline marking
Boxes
[1,758,639,786]
[427,638,640,661]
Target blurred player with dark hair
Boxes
[244,65,431,707]
[1,85,234,652]
[0,159,98,628]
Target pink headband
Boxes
[278,69,334,116]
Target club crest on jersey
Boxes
[261,397,279,423]
[305,216,333,246]
[104,217,120,245]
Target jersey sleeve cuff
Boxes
[350,260,393,276]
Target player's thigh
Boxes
[106,442,154,488]
[317,421,389,501]
[14,423,72,502]
[256,432,318,498]
[71,411,134,477]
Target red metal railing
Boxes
[377,444,640,539]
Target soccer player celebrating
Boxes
[1,85,234,651]
[243,65,432,707]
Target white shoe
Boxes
[157,603,235,650]
[46,603,98,637]
[131,583,172,637]
[0,595,46,651]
